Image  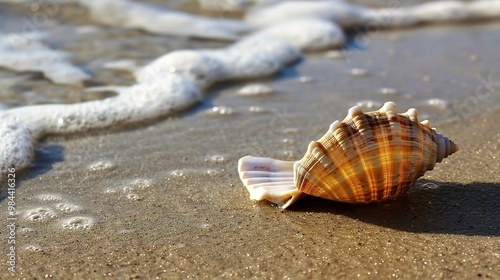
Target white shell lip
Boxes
[238,156,305,208]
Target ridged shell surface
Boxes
[293,102,458,203]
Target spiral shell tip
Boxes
[436,133,459,162]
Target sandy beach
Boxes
[2,93,499,279]
[0,1,499,279]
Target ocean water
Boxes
[0,0,500,277]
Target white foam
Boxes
[0,33,90,85]
[0,74,199,177]
[246,1,371,28]
[198,0,245,11]
[77,0,252,41]
[136,36,300,90]
[248,0,500,28]
[0,115,34,176]
[243,19,345,51]
[367,0,500,27]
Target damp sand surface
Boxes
[1,14,500,280]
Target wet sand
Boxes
[2,107,499,279]
[0,6,499,280]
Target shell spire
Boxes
[436,133,459,163]
[238,102,459,209]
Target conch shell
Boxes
[238,102,459,209]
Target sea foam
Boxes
[77,0,252,41]
[0,33,90,85]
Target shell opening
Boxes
[238,156,306,208]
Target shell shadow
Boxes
[291,180,500,237]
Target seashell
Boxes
[238,102,459,209]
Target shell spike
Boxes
[381,101,397,114]
[406,108,418,121]
[347,105,364,119]
[421,120,430,127]
[238,156,305,208]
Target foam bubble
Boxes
[102,60,138,71]
[248,106,267,113]
[206,155,228,163]
[61,216,95,230]
[206,106,237,116]
[283,128,299,134]
[421,75,432,83]
[55,202,83,213]
[237,84,274,96]
[19,227,34,232]
[299,76,314,83]
[120,178,154,192]
[281,150,295,159]
[420,182,440,189]
[24,245,43,252]
[201,223,211,229]
[36,193,64,202]
[325,50,346,60]
[425,98,449,110]
[25,207,57,221]
[129,178,154,189]
[350,68,368,77]
[170,170,186,177]
[357,100,382,110]
[205,169,220,176]
[378,88,399,95]
[126,193,144,201]
[88,160,116,172]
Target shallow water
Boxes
[0,0,499,278]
